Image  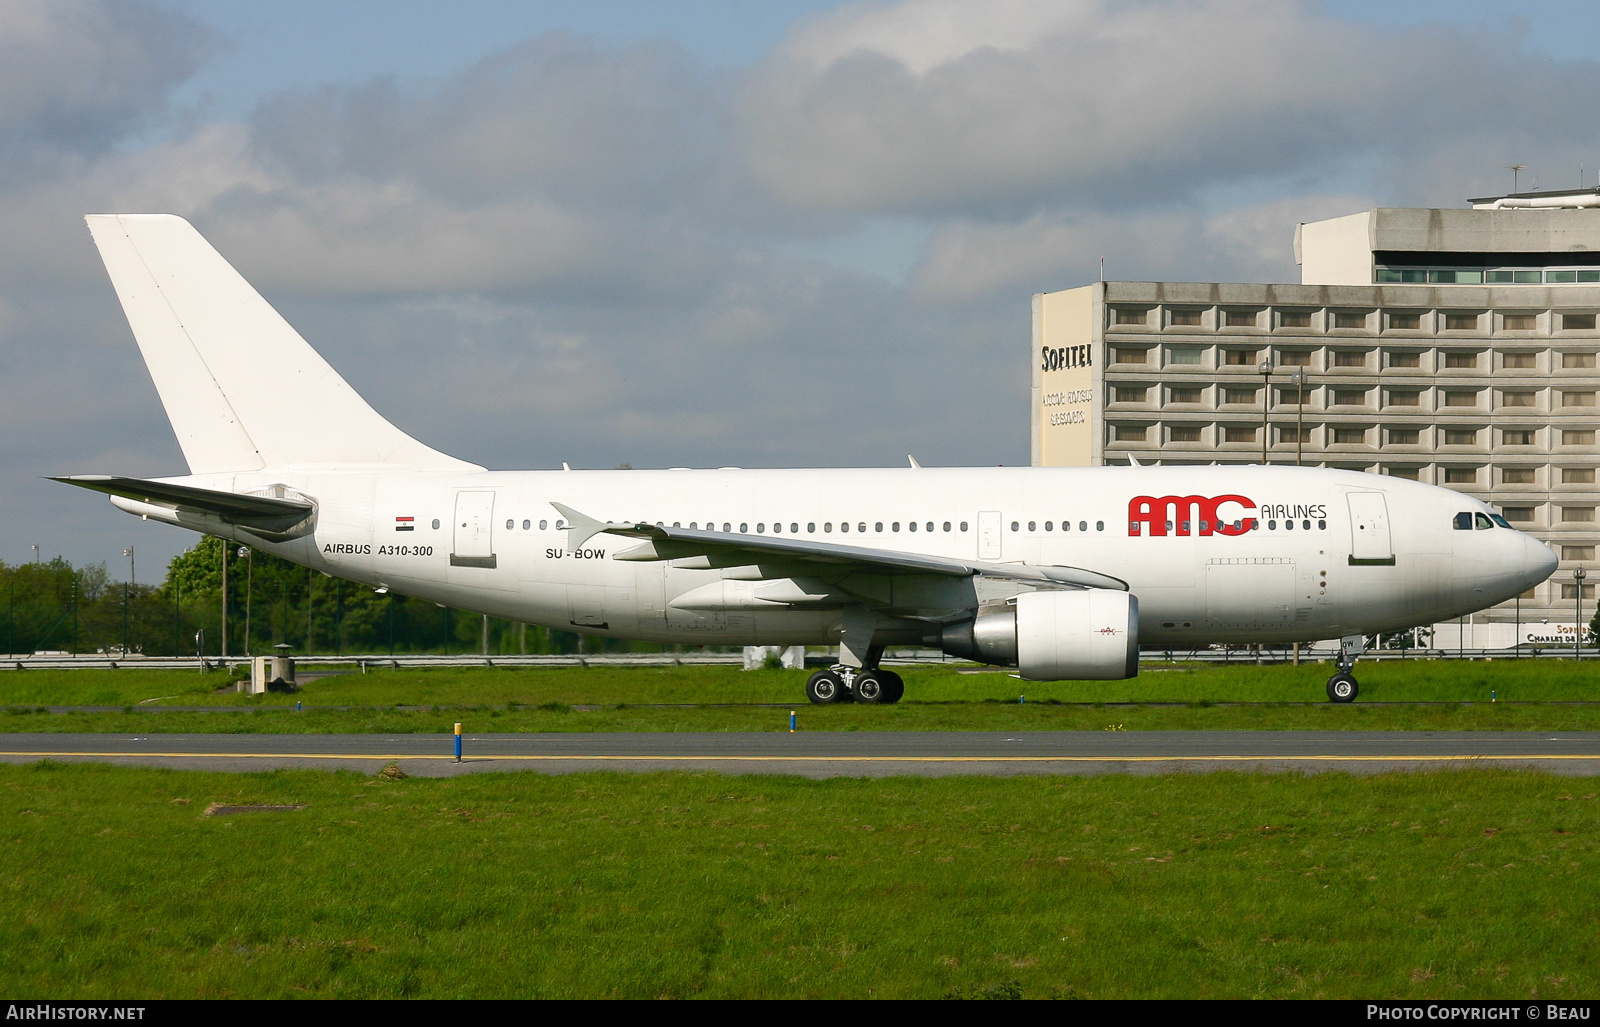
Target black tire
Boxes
[807,669,846,705]
[1326,672,1358,703]
[880,670,905,704]
[854,671,888,705]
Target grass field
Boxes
[1,761,1594,999]
[4,661,1600,733]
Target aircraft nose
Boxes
[1523,534,1558,589]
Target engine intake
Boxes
[938,589,1139,681]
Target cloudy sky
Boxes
[5,0,1600,574]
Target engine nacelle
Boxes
[938,589,1139,681]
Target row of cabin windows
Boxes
[1113,309,1597,331]
[1113,347,1599,368]
[1152,426,1599,446]
[1126,518,1326,534]
[1013,520,1106,532]
[505,519,973,535]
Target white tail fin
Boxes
[85,214,481,475]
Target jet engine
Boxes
[937,589,1139,680]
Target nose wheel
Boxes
[1326,672,1359,703]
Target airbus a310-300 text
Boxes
[55,215,1556,704]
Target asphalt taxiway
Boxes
[2,731,1600,776]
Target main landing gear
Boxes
[1325,634,1365,703]
[806,665,905,705]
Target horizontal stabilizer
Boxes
[50,475,315,537]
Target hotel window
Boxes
[1167,386,1203,404]
[1562,507,1597,522]
[1388,467,1421,480]
[1223,426,1258,443]
[1114,308,1149,326]
[1387,351,1421,368]
[1503,313,1538,331]
[1500,391,1537,407]
[1277,386,1309,404]
[1502,352,1537,369]
[1443,467,1478,484]
[1562,352,1596,369]
[1279,310,1313,328]
[1223,310,1258,328]
[1501,506,1535,523]
[1443,429,1478,445]
[1444,352,1479,369]
[1387,428,1421,445]
[1168,425,1202,443]
[1222,387,1258,404]
[1169,309,1203,327]
[1445,313,1480,331]
[1562,391,1597,407]
[1222,349,1258,365]
[1334,311,1368,329]
[1502,468,1535,484]
[1563,468,1596,484]
[1278,350,1313,367]
[1278,426,1310,443]
[1443,391,1479,407]
[1387,312,1421,330]
[1563,546,1595,561]
[1387,390,1421,406]
[1113,346,1149,364]
[1503,429,1537,445]
[1114,386,1149,403]
[1166,346,1203,365]
[1332,388,1368,405]
[1332,350,1367,367]
[1564,430,1596,445]
[1333,427,1367,444]
[1562,584,1597,599]
[1562,313,1597,331]
[1115,426,1149,442]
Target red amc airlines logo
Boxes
[1129,495,1257,537]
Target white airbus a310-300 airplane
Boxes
[55,215,1557,704]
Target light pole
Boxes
[1575,566,1586,660]
[239,546,252,657]
[1258,358,1275,464]
[1291,370,1305,467]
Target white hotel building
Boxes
[1032,190,1600,640]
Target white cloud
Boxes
[0,0,215,172]
[738,0,1600,214]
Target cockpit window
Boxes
[1491,514,1512,529]
[1453,512,1473,530]
[1475,512,1494,529]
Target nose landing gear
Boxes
[1325,634,1365,703]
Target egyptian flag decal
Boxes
[395,516,415,532]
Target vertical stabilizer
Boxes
[85,214,482,474]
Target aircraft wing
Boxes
[551,503,1127,591]
[50,475,315,536]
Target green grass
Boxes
[5,658,1600,706]
[0,762,1594,998]
[9,699,1600,734]
[5,661,1600,732]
